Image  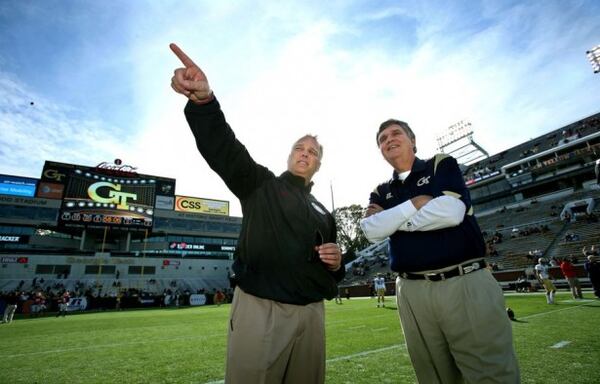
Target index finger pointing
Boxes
[170,43,197,68]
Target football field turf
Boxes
[1,291,599,383]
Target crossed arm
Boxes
[360,194,466,243]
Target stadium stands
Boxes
[0,160,242,313]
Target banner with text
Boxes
[0,174,37,197]
[175,195,229,216]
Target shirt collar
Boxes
[392,157,426,182]
[280,171,313,192]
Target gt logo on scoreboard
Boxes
[43,168,67,182]
[87,182,137,210]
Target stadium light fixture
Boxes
[586,44,600,73]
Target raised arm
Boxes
[169,43,273,199]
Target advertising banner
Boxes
[0,235,29,244]
[155,195,174,210]
[175,195,229,216]
[138,297,155,305]
[36,182,65,199]
[162,259,181,266]
[189,294,207,306]
[168,242,236,252]
[66,297,88,312]
[0,174,37,197]
[0,195,60,208]
[1,256,29,263]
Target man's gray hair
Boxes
[293,134,323,160]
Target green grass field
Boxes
[1,292,599,383]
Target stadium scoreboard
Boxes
[38,160,176,231]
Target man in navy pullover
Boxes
[361,119,519,383]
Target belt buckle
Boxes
[463,261,481,275]
[425,272,445,281]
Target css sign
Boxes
[88,182,137,210]
[176,198,204,211]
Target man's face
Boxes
[377,124,416,165]
[287,137,321,182]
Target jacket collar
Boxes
[391,157,426,183]
[280,171,313,192]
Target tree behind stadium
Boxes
[333,204,370,264]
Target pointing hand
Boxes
[170,43,213,104]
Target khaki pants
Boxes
[396,269,520,384]
[225,286,325,384]
[541,278,556,292]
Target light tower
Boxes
[587,44,600,73]
[435,120,488,165]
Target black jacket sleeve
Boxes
[184,98,274,200]
[331,263,346,282]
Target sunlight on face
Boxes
[287,136,321,183]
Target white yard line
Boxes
[326,343,407,363]
[550,340,571,349]
[348,325,366,330]
[372,327,389,332]
[518,301,596,320]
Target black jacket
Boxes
[185,99,345,305]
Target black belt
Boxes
[399,259,486,282]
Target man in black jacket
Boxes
[170,43,345,384]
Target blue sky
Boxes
[1,0,599,217]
